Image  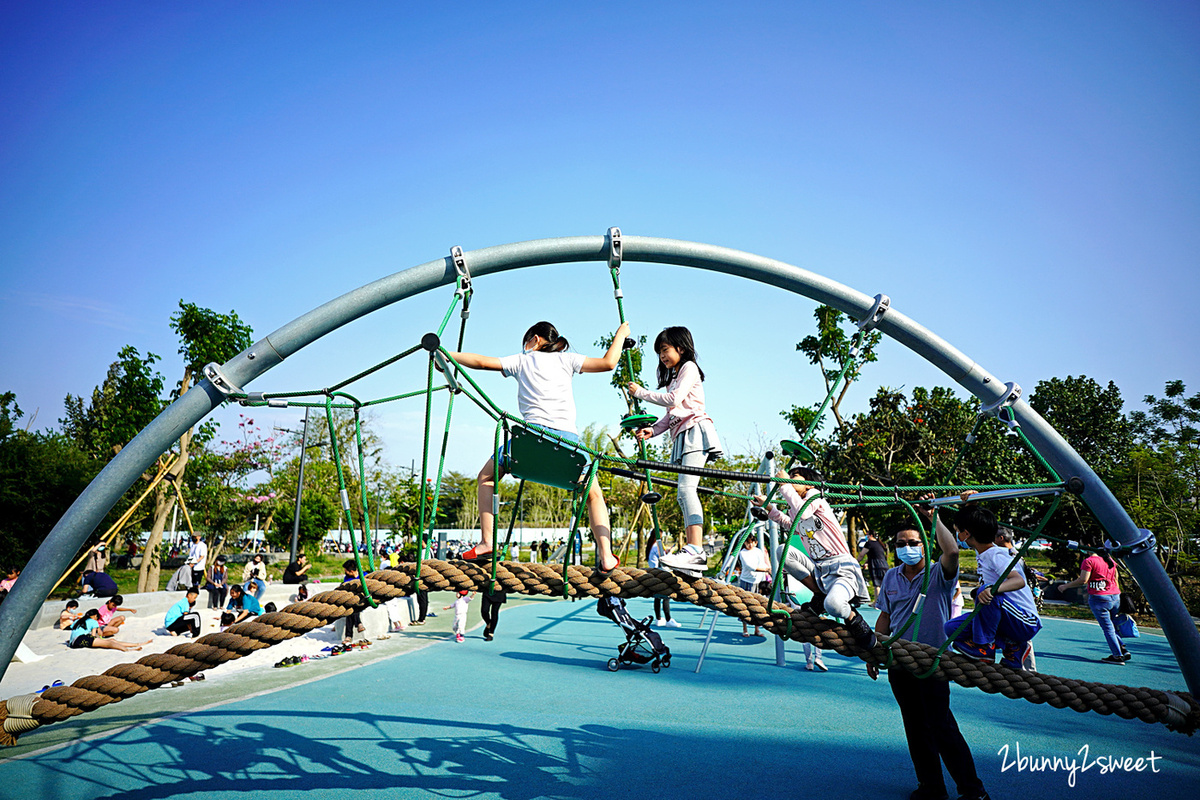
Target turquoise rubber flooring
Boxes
[1,597,1197,799]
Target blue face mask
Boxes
[957,538,970,549]
[896,545,923,565]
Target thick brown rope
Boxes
[1,560,1196,746]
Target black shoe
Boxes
[909,786,948,800]
[956,791,991,800]
[800,591,827,615]
[484,633,494,641]
[1120,647,1131,661]
[1101,654,1126,665]
[846,613,877,650]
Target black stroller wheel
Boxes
[662,655,671,669]
[607,658,620,672]
[651,658,662,673]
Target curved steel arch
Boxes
[3,234,1197,692]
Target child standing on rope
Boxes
[751,466,877,650]
[945,502,1042,669]
[629,326,723,576]
[449,320,630,573]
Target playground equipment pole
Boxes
[3,235,1198,695]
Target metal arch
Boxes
[3,233,1198,694]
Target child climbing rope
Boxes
[752,466,876,650]
[628,326,722,576]
[945,499,1042,669]
[449,320,630,573]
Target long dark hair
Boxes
[72,608,100,631]
[646,528,659,558]
[653,326,704,388]
[522,321,569,353]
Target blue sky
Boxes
[1,2,1197,476]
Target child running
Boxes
[945,501,1042,669]
[752,466,876,650]
[629,326,723,576]
[449,320,630,573]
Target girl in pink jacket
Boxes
[629,326,722,575]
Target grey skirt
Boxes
[671,418,723,463]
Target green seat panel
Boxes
[508,426,590,493]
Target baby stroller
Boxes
[597,595,671,673]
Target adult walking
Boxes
[858,529,889,598]
[869,503,989,800]
[1057,547,1129,665]
[480,584,506,641]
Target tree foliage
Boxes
[60,346,165,459]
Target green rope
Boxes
[323,391,378,608]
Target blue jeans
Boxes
[244,578,266,601]
[946,594,1041,649]
[1088,593,1124,657]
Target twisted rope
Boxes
[1,560,1196,746]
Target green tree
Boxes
[137,301,254,592]
[266,493,338,554]
[61,346,165,459]
[0,395,100,570]
[781,305,882,439]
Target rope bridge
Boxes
[3,560,1197,746]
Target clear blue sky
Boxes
[2,2,1197,476]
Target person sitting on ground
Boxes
[868,499,989,800]
[752,466,876,650]
[225,583,263,625]
[164,588,202,638]
[68,609,151,652]
[242,552,268,600]
[858,529,889,598]
[340,560,366,644]
[282,553,310,585]
[57,599,82,629]
[80,569,119,598]
[97,594,137,636]
[944,499,1042,669]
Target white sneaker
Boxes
[813,658,828,671]
[660,550,708,575]
[655,618,667,627]
[665,619,681,628]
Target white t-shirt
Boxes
[187,540,208,572]
[975,545,1039,619]
[738,547,768,586]
[498,350,587,433]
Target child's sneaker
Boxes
[845,612,877,650]
[951,639,995,662]
[455,634,464,643]
[1000,640,1032,670]
[659,548,708,575]
[665,619,681,628]
[655,618,667,627]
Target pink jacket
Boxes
[631,361,712,439]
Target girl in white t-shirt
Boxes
[449,320,630,573]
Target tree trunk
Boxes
[136,370,194,592]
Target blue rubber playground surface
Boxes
[2,597,1197,799]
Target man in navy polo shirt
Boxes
[868,504,989,800]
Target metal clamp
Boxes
[432,351,460,393]
[1120,529,1156,557]
[857,294,890,333]
[203,362,244,396]
[980,381,1022,427]
[451,246,471,298]
[607,227,622,271]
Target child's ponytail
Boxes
[523,321,569,352]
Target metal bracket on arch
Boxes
[202,362,245,397]
[980,381,1022,428]
[451,246,472,312]
[607,227,623,299]
[857,293,891,333]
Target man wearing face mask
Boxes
[867,500,989,800]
